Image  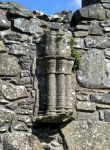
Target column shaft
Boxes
[46,59,56,115]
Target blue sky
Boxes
[1,0,81,15]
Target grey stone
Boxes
[90,93,110,104]
[13,18,44,34]
[3,131,44,150]
[76,25,89,31]
[104,48,110,58]
[101,0,110,3]
[88,4,106,20]
[0,54,20,77]
[103,27,110,32]
[89,21,103,35]
[3,32,29,42]
[20,70,30,78]
[9,43,29,56]
[0,10,10,29]
[74,4,106,22]
[85,36,110,49]
[8,9,33,18]
[76,94,88,101]
[16,108,33,115]
[76,111,99,120]
[73,38,84,49]
[106,10,110,19]
[0,108,14,127]
[0,99,9,105]
[20,62,31,70]
[0,41,8,52]
[1,2,29,11]
[77,49,110,89]
[17,115,32,126]
[77,102,96,112]
[100,21,110,27]
[62,121,110,150]
[73,31,88,37]
[13,77,31,85]
[104,111,110,121]
[102,3,110,9]
[48,22,63,30]
[6,103,18,110]
[12,121,28,131]
[1,82,28,101]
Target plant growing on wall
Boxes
[69,37,81,70]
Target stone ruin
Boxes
[0,0,110,150]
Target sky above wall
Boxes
[1,0,81,15]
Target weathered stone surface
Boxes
[103,27,110,32]
[74,4,106,23]
[48,22,63,30]
[76,111,99,120]
[76,25,89,31]
[8,9,33,18]
[0,108,14,127]
[3,32,29,42]
[77,102,96,112]
[62,121,110,150]
[3,131,44,150]
[85,36,110,49]
[102,3,110,9]
[0,41,8,52]
[104,48,110,58]
[1,82,28,101]
[77,49,110,89]
[90,93,110,104]
[16,108,33,115]
[89,21,103,35]
[9,43,29,56]
[13,18,44,34]
[74,38,84,49]
[0,10,10,29]
[100,21,110,27]
[0,54,20,76]
[73,31,88,37]
[101,0,110,3]
[104,111,110,122]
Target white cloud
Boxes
[76,0,81,6]
[71,0,81,7]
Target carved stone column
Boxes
[46,58,56,115]
[56,59,67,113]
[65,60,74,111]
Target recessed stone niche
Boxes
[35,30,74,123]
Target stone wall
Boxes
[0,1,110,150]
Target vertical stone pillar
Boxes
[65,60,74,111]
[46,58,56,115]
[56,59,67,113]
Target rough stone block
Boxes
[0,10,10,29]
[77,49,110,89]
[2,131,44,150]
[62,121,110,150]
[85,36,110,49]
[13,18,44,34]
[90,93,110,104]
[104,110,110,121]
[0,54,20,77]
[76,102,96,112]
[1,82,28,101]
[76,111,99,120]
